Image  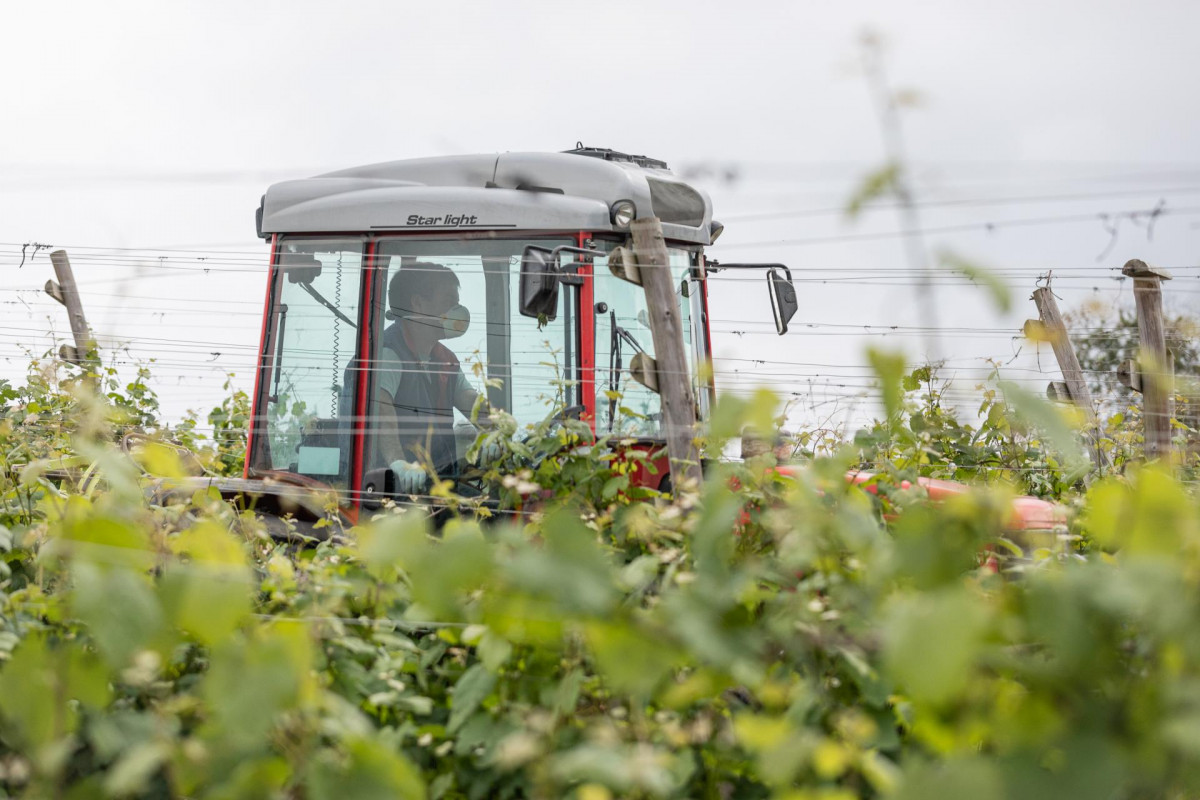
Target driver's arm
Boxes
[452,371,492,427]
[375,386,430,494]
[374,388,408,466]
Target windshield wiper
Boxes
[616,323,645,356]
[298,281,357,329]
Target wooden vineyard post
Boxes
[625,218,703,492]
[1031,287,1098,421]
[1122,259,1174,461]
[1028,285,1107,466]
[45,249,98,368]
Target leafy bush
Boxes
[2,356,1200,799]
[848,363,1082,500]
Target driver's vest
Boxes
[376,324,461,472]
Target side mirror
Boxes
[283,252,323,285]
[767,267,797,335]
[518,246,560,319]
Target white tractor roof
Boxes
[258,149,715,245]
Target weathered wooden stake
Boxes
[630,218,703,492]
[46,250,97,367]
[1122,259,1174,461]
[1027,285,1110,467]
[1031,287,1097,422]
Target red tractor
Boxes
[228,145,1060,536]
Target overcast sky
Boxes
[3,0,1198,430]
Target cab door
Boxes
[590,243,711,437]
[248,237,367,492]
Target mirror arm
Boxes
[558,266,585,286]
[549,245,599,286]
[704,260,789,273]
[703,260,797,335]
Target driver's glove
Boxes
[477,439,504,464]
[389,460,429,495]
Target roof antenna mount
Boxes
[485,153,502,189]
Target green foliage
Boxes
[1066,303,1200,470]
[205,375,251,477]
[845,162,900,219]
[4,354,1200,799]
[0,358,255,530]
[1068,304,1200,416]
[851,365,1084,499]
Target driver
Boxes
[374,262,486,491]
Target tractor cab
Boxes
[245,147,797,508]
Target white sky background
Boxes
[2,0,1199,432]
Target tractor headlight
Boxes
[610,200,636,229]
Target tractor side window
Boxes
[257,238,364,489]
[592,246,696,437]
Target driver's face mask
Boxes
[398,297,471,340]
[436,303,470,340]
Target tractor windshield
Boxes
[250,233,712,491]
[251,235,576,490]
[254,238,365,490]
